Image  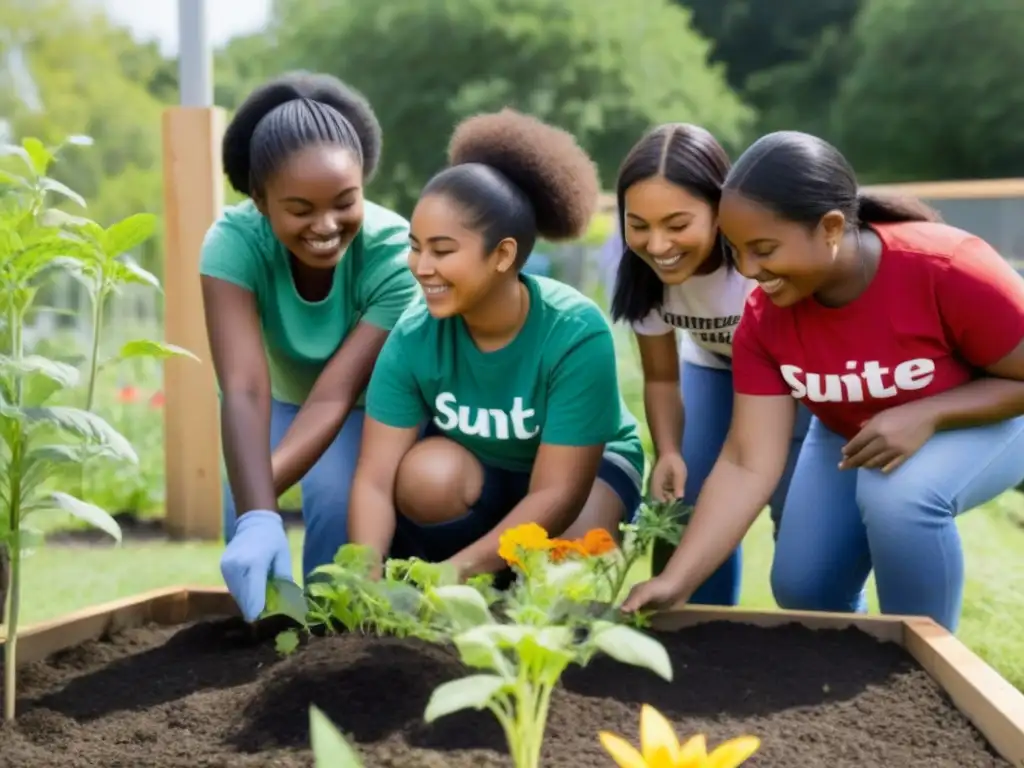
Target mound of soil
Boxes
[0,617,1007,767]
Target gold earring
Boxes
[830,241,839,260]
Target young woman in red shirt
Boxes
[608,124,810,607]
[623,130,1024,631]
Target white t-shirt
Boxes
[631,265,756,370]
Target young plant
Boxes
[0,135,196,720]
[422,523,674,768]
[598,703,760,768]
[264,543,481,653]
[309,705,363,767]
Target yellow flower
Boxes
[598,705,759,768]
[497,523,552,568]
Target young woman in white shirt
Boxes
[607,123,811,606]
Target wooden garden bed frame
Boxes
[5,586,1024,766]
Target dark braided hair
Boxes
[611,123,732,325]
[421,108,599,268]
[222,71,382,198]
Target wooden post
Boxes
[161,106,225,540]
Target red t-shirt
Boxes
[732,221,1024,439]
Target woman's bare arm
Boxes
[660,393,796,595]
[201,276,277,516]
[271,322,390,495]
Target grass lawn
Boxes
[16,490,1024,693]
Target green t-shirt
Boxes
[198,199,418,405]
[366,274,645,485]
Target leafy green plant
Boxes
[0,135,196,720]
[264,508,684,768]
[309,705,363,767]
[418,523,673,768]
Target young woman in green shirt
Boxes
[199,72,418,620]
[348,109,645,579]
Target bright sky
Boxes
[97,0,272,55]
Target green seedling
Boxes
[309,705,363,767]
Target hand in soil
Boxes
[620,573,688,614]
[220,510,295,621]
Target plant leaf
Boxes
[309,705,364,767]
[0,354,80,390]
[275,629,301,656]
[103,213,157,257]
[589,622,673,682]
[112,256,161,290]
[452,629,513,677]
[262,578,308,625]
[48,491,122,542]
[423,674,507,723]
[22,138,52,175]
[429,585,495,631]
[0,143,34,176]
[39,177,86,208]
[23,406,138,464]
[114,339,199,365]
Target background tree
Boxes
[831,0,1024,182]
[268,0,752,213]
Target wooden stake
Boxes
[161,106,225,540]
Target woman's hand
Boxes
[840,401,938,473]
[649,452,687,502]
[620,572,691,613]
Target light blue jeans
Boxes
[221,398,365,580]
[772,414,1024,631]
[669,362,811,606]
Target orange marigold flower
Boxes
[498,523,552,568]
[581,528,617,556]
[549,538,588,562]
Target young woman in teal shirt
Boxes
[199,72,418,620]
[348,110,645,578]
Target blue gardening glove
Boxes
[220,510,293,622]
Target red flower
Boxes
[117,386,139,404]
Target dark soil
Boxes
[0,618,1008,767]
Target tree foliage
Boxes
[831,0,1024,182]
[266,0,751,213]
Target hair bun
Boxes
[447,108,599,241]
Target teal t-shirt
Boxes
[198,199,418,405]
[366,274,645,484]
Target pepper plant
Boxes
[0,135,196,720]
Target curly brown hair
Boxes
[445,108,599,242]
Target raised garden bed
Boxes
[1,587,1022,767]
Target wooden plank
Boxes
[0,587,190,666]
[653,604,907,643]
[161,106,226,541]
[862,177,1024,201]
[597,178,1024,215]
[182,585,238,621]
[903,618,1024,767]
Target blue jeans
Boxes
[221,398,365,580]
[658,362,810,606]
[772,414,1024,631]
